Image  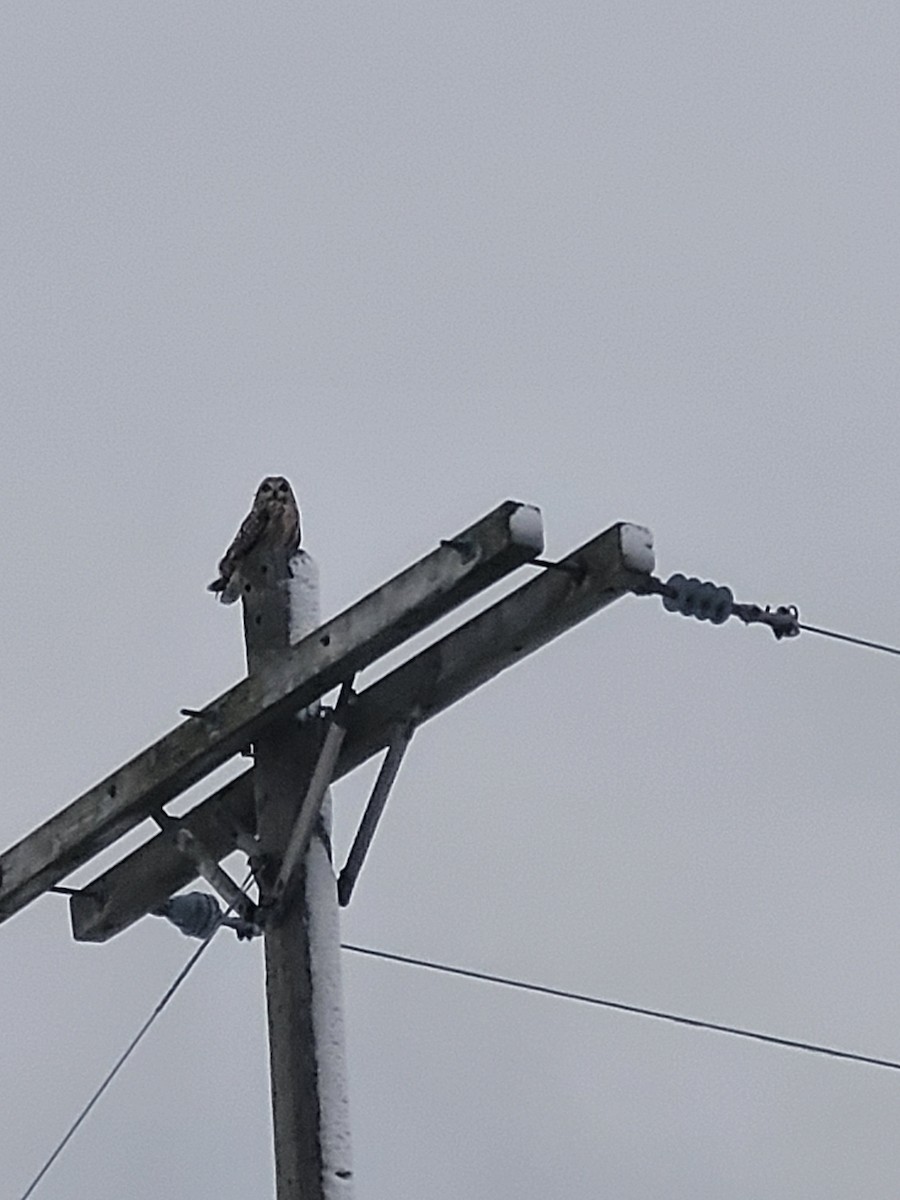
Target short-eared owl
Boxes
[207,476,301,604]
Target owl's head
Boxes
[256,475,294,504]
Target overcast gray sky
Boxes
[2,3,900,1197]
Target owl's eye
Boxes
[260,482,273,493]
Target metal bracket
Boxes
[262,681,355,922]
[221,812,260,860]
[338,718,416,907]
[151,809,258,927]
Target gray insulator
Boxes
[663,574,733,625]
[154,892,222,939]
[153,891,262,940]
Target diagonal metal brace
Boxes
[263,682,355,920]
[338,719,416,907]
[151,810,257,926]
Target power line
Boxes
[21,955,208,1200]
[797,622,900,658]
[18,872,253,1200]
[342,943,900,1074]
[21,572,900,1195]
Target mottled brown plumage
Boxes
[208,476,301,604]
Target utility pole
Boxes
[242,539,352,1197]
[0,498,657,1198]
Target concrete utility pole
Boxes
[241,539,352,1197]
[0,497,657,1199]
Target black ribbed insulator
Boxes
[662,574,734,625]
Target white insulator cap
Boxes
[619,523,655,574]
[508,503,545,555]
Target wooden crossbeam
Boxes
[0,501,544,924]
[70,521,653,941]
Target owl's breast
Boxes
[270,500,301,550]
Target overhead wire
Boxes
[626,568,900,657]
[795,622,900,658]
[23,891,900,1199]
[342,942,900,1074]
[18,869,254,1200]
[19,572,900,1196]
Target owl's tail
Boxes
[207,576,229,598]
[207,575,239,604]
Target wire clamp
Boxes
[733,602,800,640]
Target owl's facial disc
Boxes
[257,475,289,498]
